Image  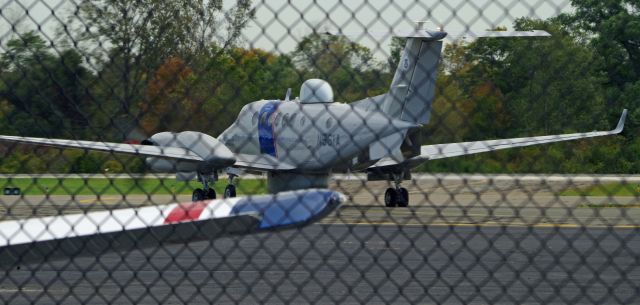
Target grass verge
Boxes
[561,183,640,197]
[0,177,267,196]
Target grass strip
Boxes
[0,178,267,196]
[560,182,640,197]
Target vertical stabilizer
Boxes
[383,37,443,124]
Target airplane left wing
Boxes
[0,189,344,268]
[371,109,627,169]
[0,135,204,161]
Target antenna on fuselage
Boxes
[284,88,292,102]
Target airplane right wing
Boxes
[370,109,627,170]
[0,189,344,268]
[0,135,204,162]
[414,109,627,162]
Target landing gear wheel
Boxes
[384,188,397,207]
[192,188,206,201]
[224,185,237,198]
[206,188,217,199]
[397,187,409,207]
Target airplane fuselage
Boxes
[218,99,414,173]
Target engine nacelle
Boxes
[142,131,235,173]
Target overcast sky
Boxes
[0,0,572,58]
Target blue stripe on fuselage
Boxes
[258,101,279,157]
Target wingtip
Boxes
[614,109,628,133]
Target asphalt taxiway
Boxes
[0,175,639,304]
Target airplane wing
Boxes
[234,153,296,171]
[0,189,344,268]
[0,135,203,161]
[371,109,627,169]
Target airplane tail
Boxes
[378,27,551,125]
[327,27,550,161]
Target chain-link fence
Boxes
[0,0,638,304]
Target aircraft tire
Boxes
[206,188,217,199]
[384,188,397,207]
[224,185,237,198]
[397,188,409,207]
[192,188,206,201]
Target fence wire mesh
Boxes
[0,0,638,304]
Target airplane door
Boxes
[258,101,278,157]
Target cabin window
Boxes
[282,113,289,126]
[260,112,270,125]
[274,113,281,126]
[290,113,297,126]
[252,112,258,125]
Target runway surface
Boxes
[1,225,638,304]
[0,175,639,304]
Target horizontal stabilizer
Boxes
[0,189,344,268]
[446,30,551,39]
[325,29,550,40]
[325,29,447,40]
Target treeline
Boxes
[0,0,638,174]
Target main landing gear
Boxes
[192,173,217,201]
[191,172,238,202]
[384,174,409,207]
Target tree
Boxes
[137,47,299,136]
[464,18,607,136]
[64,0,255,120]
[560,1,640,136]
[0,31,94,137]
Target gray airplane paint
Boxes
[218,99,420,172]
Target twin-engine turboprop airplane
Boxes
[0,26,628,207]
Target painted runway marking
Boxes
[320,221,640,229]
[78,196,121,204]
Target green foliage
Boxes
[0,177,266,195]
[0,32,94,137]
